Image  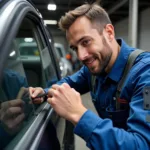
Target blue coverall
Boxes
[45,39,150,149]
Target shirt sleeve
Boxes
[44,66,90,94]
[74,60,150,149]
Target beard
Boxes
[86,36,112,76]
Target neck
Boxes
[105,40,120,73]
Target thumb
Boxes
[32,88,44,98]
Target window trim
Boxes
[6,104,58,150]
[0,0,40,82]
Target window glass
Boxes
[0,17,58,149]
[0,39,33,149]
[56,47,63,57]
[19,40,40,56]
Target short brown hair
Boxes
[58,3,111,34]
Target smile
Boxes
[85,58,96,66]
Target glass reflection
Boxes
[0,69,34,149]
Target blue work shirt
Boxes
[45,39,150,149]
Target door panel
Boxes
[0,2,62,149]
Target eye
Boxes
[82,39,91,46]
[71,46,77,52]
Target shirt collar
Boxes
[107,39,135,82]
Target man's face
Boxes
[67,16,113,75]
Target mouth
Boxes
[84,58,96,66]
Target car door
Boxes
[0,0,66,149]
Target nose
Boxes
[77,46,89,61]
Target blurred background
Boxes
[30,0,150,49]
[27,0,150,73]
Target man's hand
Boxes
[29,87,45,104]
[0,99,25,134]
[47,83,87,126]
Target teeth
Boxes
[86,59,95,64]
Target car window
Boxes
[19,41,40,56]
[56,47,63,57]
[0,16,58,149]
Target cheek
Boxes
[93,46,104,59]
[101,43,111,56]
[92,40,104,53]
[89,44,103,54]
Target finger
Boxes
[32,88,44,98]
[6,107,24,118]
[71,88,80,96]
[2,113,25,132]
[29,87,34,96]
[21,87,30,98]
[32,98,44,104]
[0,101,9,109]
[51,84,60,90]
[10,99,25,107]
[17,87,26,99]
[47,97,53,105]
[48,88,55,98]
[17,87,29,99]
[71,88,77,93]
[62,83,70,88]
[2,106,24,120]
[1,100,25,109]
[13,113,25,126]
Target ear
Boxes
[103,24,115,42]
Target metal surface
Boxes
[13,104,53,150]
[128,0,138,47]
[107,0,128,15]
[143,87,150,110]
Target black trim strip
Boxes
[13,104,53,150]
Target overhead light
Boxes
[44,20,57,25]
[24,38,33,42]
[9,50,16,57]
[47,4,57,11]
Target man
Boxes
[30,3,150,149]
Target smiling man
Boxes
[29,3,150,150]
[66,16,116,75]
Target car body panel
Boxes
[54,43,73,77]
[0,0,74,150]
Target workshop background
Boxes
[31,0,150,51]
